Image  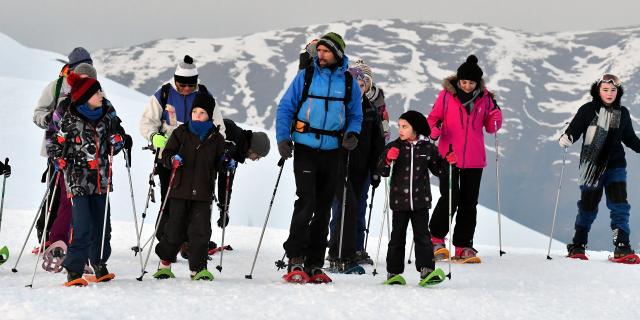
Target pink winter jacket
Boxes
[427,76,502,169]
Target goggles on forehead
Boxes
[597,74,621,87]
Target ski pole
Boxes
[407,240,414,264]
[338,152,351,261]
[137,162,178,281]
[363,186,376,252]
[12,171,54,272]
[245,157,286,279]
[124,149,144,273]
[495,122,505,257]
[26,170,61,288]
[0,158,8,234]
[216,163,234,273]
[373,162,393,276]
[99,147,114,263]
[135,147,160,252]
[447,144,453,280]
[547,147,568,260]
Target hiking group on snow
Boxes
[0,31,638,288]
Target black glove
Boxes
[217,209,230,228]
[370,173,381,189]
[278,140,293,159]
[124,134,133,166]
[0,159,10,178]
[342,132,358,151]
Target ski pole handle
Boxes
[277,157,286,167]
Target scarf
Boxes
[578,105,621,187]
[76,103,103,122]
[455,85,481,114]
[188,120,214,141]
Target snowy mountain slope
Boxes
[92,20,640,249]
[1,209,638,320]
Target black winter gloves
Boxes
[342,132,358,151]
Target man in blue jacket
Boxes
[276,32,363,280]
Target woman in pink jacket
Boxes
[427,55,502,262]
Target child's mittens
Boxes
[171,154,183,168]
[385,147,399,165]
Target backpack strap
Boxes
[290,66,353,138]
[53,76,64,107]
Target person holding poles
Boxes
[153,93,226,280]
[47,74,126,286]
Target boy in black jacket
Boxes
[379,111,455,285]
[153,93,225,280]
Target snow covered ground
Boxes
[1,209,639,320]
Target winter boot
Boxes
[354,250,373,265]
[566,243,587,260]
[453,246,481,263]
[64,269,88,287]
[383,273,406,285]
[287,256,305,273]
[432,236,449,260]
[283,257,309,283]
[91,264,115,282]
[307,267,332,283]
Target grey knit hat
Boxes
[67,47,93,69]
[249,132,271,157]
[72,63,97,79]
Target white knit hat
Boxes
[174,55,198,84]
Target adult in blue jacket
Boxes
[276,32,363,278]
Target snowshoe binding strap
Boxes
[41,240,67,273]
[191,269,214,281]
[0,246,8,265]
[609,254,640,264]
[308,268,332,284]
[153,268,176,279]
[383,274,406,285]
[419,268,446,287]
[283,270,310,283]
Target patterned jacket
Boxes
[47,99,125,197]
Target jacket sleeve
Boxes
[140,92,167,141]
[427,90,446,139]
[211,99,226,139]
[377,141,396,177]
[48,114,70,160]
[161,129,182,169]
[483,95,502,134]
[276,71,305,143]
[344,78,363,135]
[33,80,57,129]
[107,105,126,156]
[621,108,640,153]
[368,112,386,174]
[45,99,70,158]
[427,143,446,177]
[564,103,594,144]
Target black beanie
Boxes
[192,93,215,120]
[457,55,483,83]
[399,110,430,137]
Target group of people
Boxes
[12,30,638,287]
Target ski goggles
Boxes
[597,74,621,87]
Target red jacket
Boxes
[427,76,502,169]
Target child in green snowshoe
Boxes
[378,111,454,285]
[153,93,225,280]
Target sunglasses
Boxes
[597,74,621,87]
[176,83,197,88]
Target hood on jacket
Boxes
[442,75,495,100]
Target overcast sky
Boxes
[2,0,639,55]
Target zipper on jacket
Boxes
[183,95,188,123]
[410,143,414,211]
[90,124,102,195]
[461,114,471,168]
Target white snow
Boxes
[0,32,639,320]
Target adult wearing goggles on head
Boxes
[560,74,640,262]
[140,55,226,241]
